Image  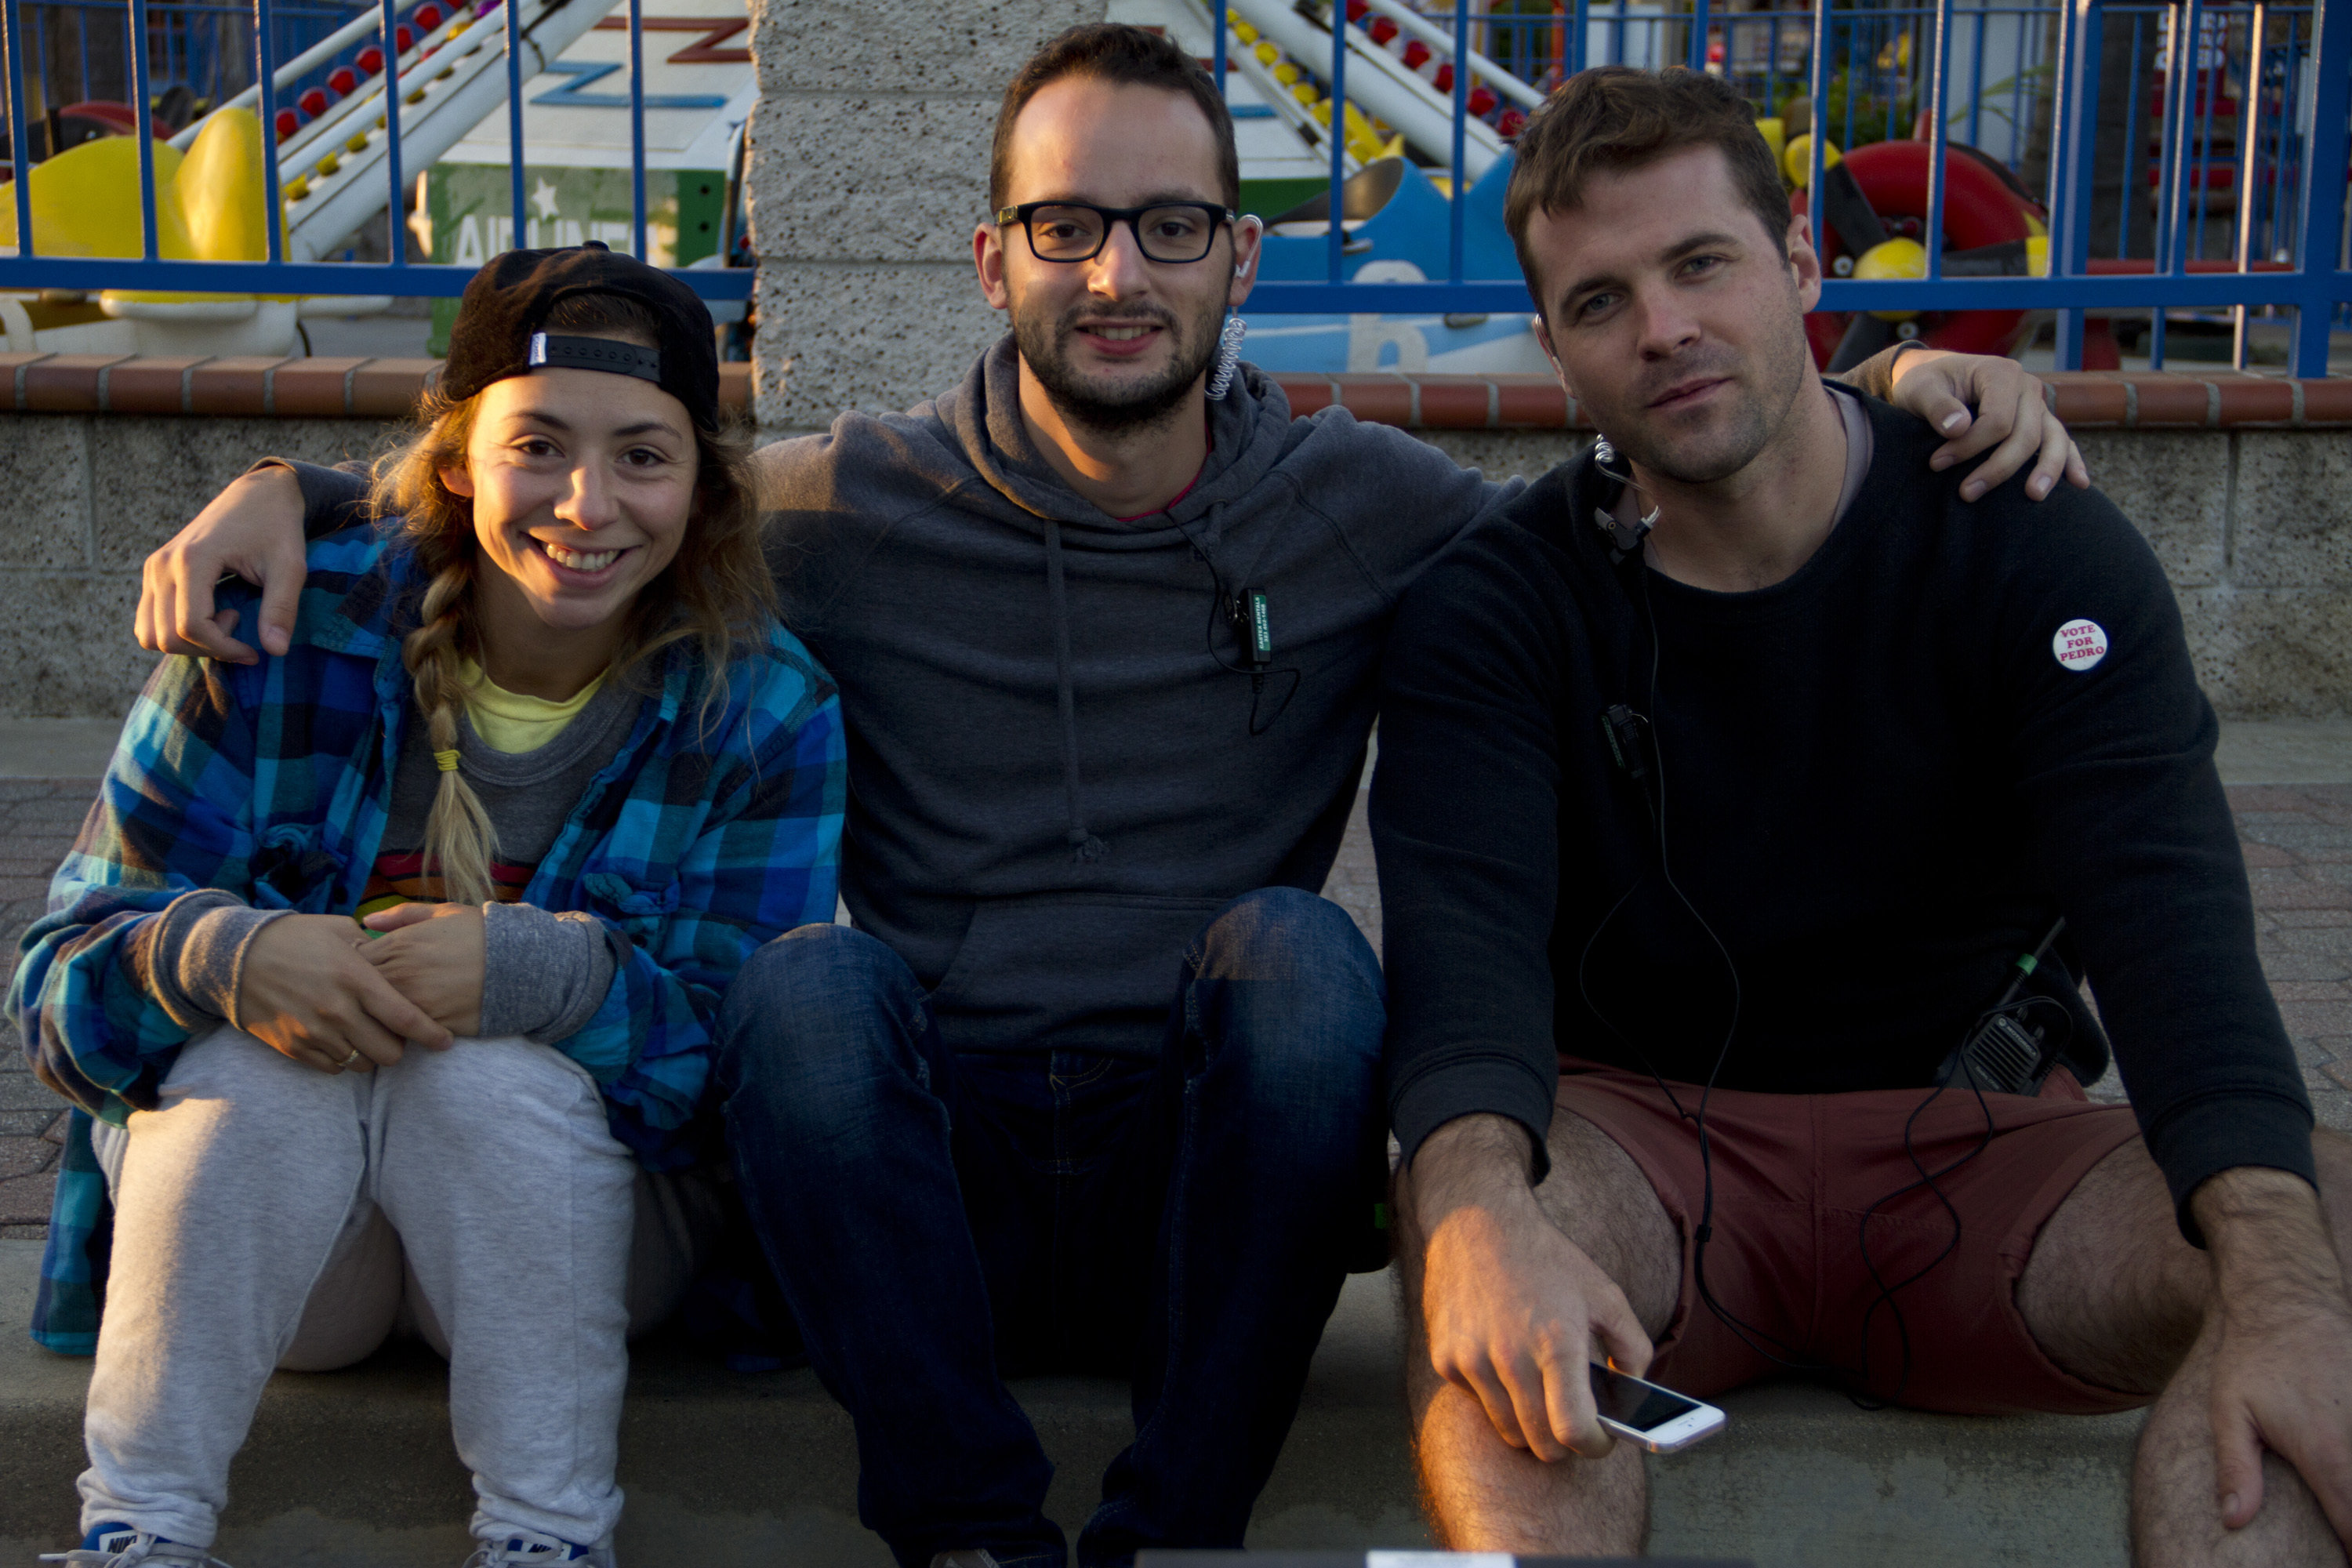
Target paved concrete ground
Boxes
[1,778,96,1241]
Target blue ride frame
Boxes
[0,0,749,300]
[1226,0,2348,376]
[1,0,2340,354]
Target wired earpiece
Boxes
[1591,436,1661,561]
[1570,443,2033,1410]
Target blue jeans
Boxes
[715,887,1387,1568]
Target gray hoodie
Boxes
[759,337,1522,1056]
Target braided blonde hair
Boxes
[368,292,773,906]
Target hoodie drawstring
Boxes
[1044,517,1109,863]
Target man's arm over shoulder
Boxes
[1294,408,1528,601]
[280,459,372,539]
[1993,482,2314,1237]
[1373,485,1571,1180]
[746,418,949,637]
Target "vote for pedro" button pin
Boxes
[2053,618,2109,672]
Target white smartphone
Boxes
[1588,1361,1726,1453]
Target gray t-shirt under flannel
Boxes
[151,676,645,1044]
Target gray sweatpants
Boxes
[82,1026,713,1549]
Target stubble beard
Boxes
[1014,295,1222,436]
[1602,303,1815,487]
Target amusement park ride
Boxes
[1116,0,2101,373]
[0,0,2310,370]
[0,0,746,357]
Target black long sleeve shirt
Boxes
[1373,389,2314,1238]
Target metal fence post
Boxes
[1327,0,1346,285]
[3,0,32,256]
[2291,0,2348,375]
[1926,0,1954,283]
[130,0,158,260]
[1450,0,1468,284]
[506,0,526,245]
[2233,1,2268,368]
[254,0,282,263]
[1805,0,1828,260]
[2052,0,2103,368]
[1213,0,1227,107]
[627,0,644,259]
[379,0,403,267]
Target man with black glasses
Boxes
[132,26,2083,1566]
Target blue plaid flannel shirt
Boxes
[9,525,845,1353]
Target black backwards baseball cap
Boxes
[440,241,720,433]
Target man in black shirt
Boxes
[1376,66,2352,1564]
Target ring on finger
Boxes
[337,1046,363,1069]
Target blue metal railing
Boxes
[1231,0,2350,376]
[4,0,2343,360]
[8,0,362,118]
[0,0,750,301]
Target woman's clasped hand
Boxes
[234,912,455,1073]
[231,899,488,1074]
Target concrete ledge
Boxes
[1,358,2340,432]
[0,1241,2145,1566]
[1273,369,2352,433]
[0,355,756,419]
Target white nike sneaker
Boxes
[461,1532,616,1568]
[42,1525,233,1567]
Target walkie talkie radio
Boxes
[1936,919,2071,1095]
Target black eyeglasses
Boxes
[994,201,1236,264]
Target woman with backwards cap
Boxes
[10,245,845,1568]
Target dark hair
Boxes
[989,23,1240,213]
[1504,66,1791,314]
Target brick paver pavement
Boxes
[3,778,2347,1239]
[1,779,97,1240]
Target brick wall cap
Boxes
[100,355,214,415]
[267,358,375,418]
[185,356,295,417]
[2,358,2345,428]
[21,353,136,412]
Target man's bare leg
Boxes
[2020,1129,2352,1566]
[1396,1107,1681,1550]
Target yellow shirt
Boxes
[456,658,609,753]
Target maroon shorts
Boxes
[1555,1056,2147,1416]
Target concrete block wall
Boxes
[0,361,758,724]
[2109,430,2352,720]
[0,415,387,721]
[744,0,1105,431]
[0,387,2347,720]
